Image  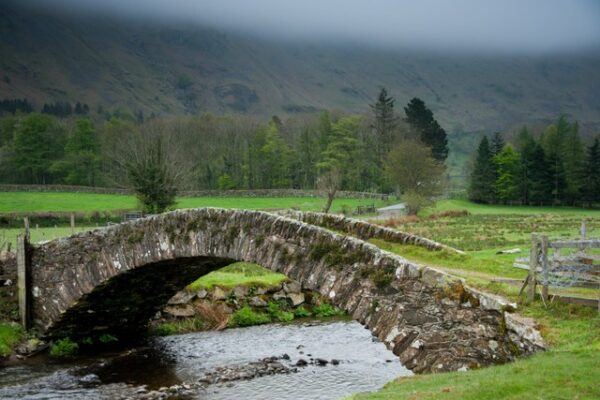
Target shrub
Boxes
[274,310,294,322]
[293,305,311,318]
[153,323,178,336]
[266,301,282,316]
[383,217,398,228]
[267,301,295,322]
[340,204,352,216]
[152,318,205,336]
[0,323,23,357]
[50,338,79,357]
[80,337,93,345]
[174,318,204,332]
[229,306,271,327]
[99,334,118,344]
[313,303,342,317]
[371,268,394,288]
[428,209,471,220]
[225,291,238,305]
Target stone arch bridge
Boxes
[18,208,543,373]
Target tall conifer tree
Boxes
[370,88,397,159]
[404,98,448,161]
[468,136,495,203]
[581,137,600,207]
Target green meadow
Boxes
[0,191,387,214]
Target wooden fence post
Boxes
[23,216,30,237]
[16,233,30,329]
[527,234,539,304]
[70,213,75,235]
[540,235,549,303]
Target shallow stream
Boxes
[0,320,411,399]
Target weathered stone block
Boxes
[283,281,301,294]
[287,292,305,306]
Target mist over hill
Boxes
[1,1,600,134]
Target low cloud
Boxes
[24,0,600,53]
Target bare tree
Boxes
[317,167,342,214]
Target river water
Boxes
[0,320,411,399]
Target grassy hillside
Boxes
[1,2,600,133]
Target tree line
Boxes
[0,98,90,117]
[0,90,449,213]
[469,116,600,207]
[0,99,33,115]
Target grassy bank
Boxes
[351,349,599,400]
[186,262,288,291]
[0,322,23,357]
[0,192,388,214]
[153,262,344,335]
[354,204,600,399]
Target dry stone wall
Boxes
[28,208,543,373]
[278,210,465,254]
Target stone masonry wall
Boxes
[279,210,465,254]
[28,208,544,373]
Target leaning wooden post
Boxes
[527,234,539,304]
[16,233,30,329]
[23,216,30,237]
[70,213,75,235]
[540,235,549,303]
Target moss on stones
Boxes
[224,226,240,246]
[127,231,144,245]
[254,234,265,247]
[186,218,207,233]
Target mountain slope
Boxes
[1,2,600,133]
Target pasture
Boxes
[0,191,387,214]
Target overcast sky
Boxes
[25,0,600,53]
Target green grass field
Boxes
[0,191,388,248]
[0,192,388,214]
[429,198,600,216]
[1,226,96,248]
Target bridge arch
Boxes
[29,208,543,373]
